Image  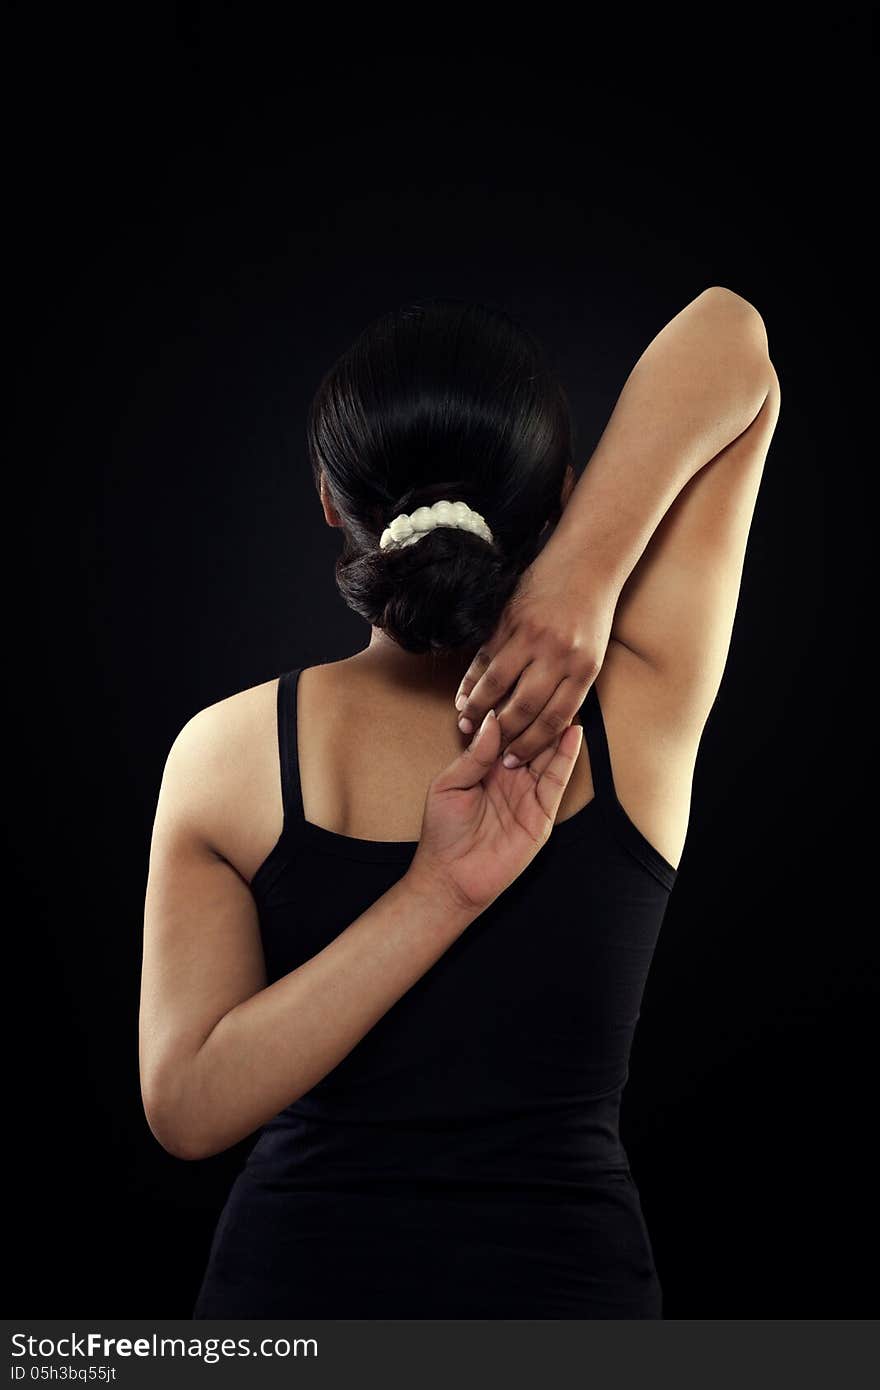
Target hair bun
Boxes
[336,523,521,655]
[309,297,574,654]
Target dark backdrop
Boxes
[7,14,870,1317]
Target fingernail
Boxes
[455,692,466,711]
[503,752,520,768]
[458,715,474,734]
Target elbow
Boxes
[698,288,774,402]
[700,285,769,351]
[154,1131,211,1163]
[155,1122,213,1163]
[141,1064,219,1163]
[143,1095,209,1162]
[701,284,762,317]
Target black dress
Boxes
[193,666,678,1318]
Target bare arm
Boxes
[455,286,781,757]
[547,286,775,603]
[605,362,781,728]
[139,708,478,1161]
[553,285,781,732]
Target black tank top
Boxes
[193,665,678,1319]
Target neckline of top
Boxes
[279,664,600,863]
[252,663,678,889]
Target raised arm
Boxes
[456,286,781,756]
[547,286,775,603]
[139,707,478,1161]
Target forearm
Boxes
[545,287,775,598]
[159,870,477,1159]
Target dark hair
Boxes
[306,298,575,655]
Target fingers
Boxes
[518,727,568,780]
[534,723,584,823]
[459,658,590,768]
[494,674,592,768]
[433,708,503,794]
[457,646,597,764]
[454,639,531,734]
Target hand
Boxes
[407,705,583,915]
[452,552,617,768]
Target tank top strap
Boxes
[578,679,677,891]
[579,681,616,805]
[276,667,305,824]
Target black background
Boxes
[7,11,872,1317]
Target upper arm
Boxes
[610,361,782,733]
[139,705,268,1151]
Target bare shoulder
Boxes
[158,661,357,875]
[168,674,280,772]
[158,674,284,869]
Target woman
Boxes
[140,291,780,1318]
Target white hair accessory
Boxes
[379,499,494,552]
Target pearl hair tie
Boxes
[379,499,494,552]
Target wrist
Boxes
[400,863,482,936]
